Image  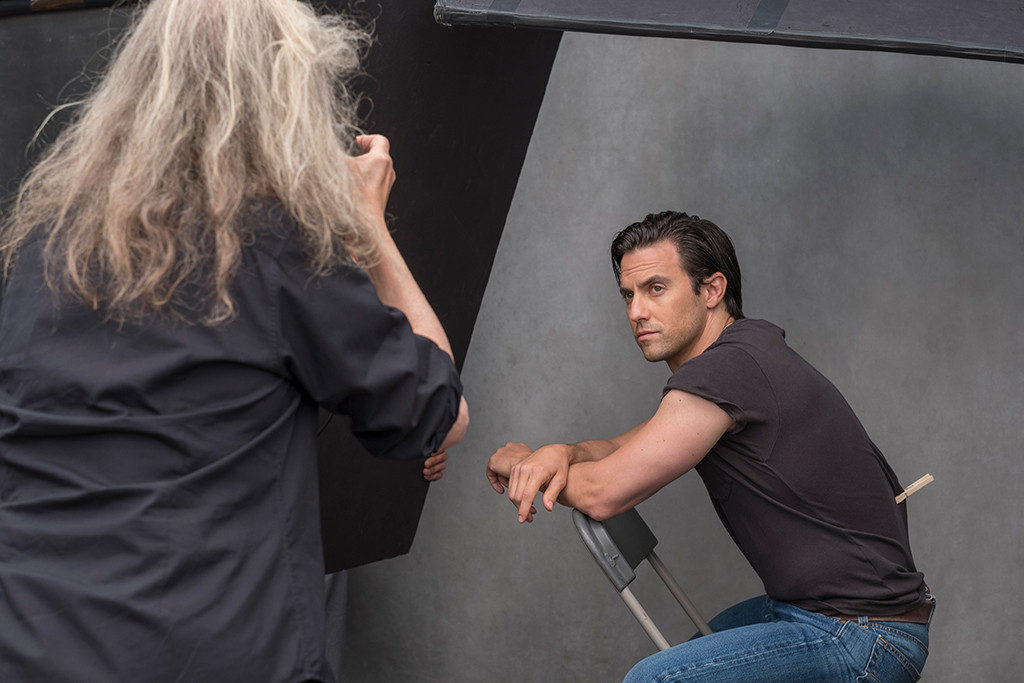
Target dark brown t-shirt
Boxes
[664,318,925,616]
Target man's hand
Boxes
[508,443,573,523]
[423,450,448,482]
[486,442,538,522]
[488,442,574,524]
[486,442,532,494]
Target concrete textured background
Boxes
[341,31,1024,682]
[2,9,1022,683]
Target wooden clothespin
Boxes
[895,474,934,504]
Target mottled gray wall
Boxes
[342,32,1024,682]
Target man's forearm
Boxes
[553,460,622,521]
[554,456,650,521]
[566,439,617,463]
[494,420,652,523]
[568,420,648,463]
[530,440,633,520]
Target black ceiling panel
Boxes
[435,0,1024,63]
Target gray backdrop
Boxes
[341,31,1024,683]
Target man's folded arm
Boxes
[535,390,735,521]
[567,420,650,463]
[486,420,651,521]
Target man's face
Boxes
[618,240,709,371]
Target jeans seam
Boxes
[827,617,929,656]
[651,637,832,682]
[870,634,922,680]
[870,623,929,654]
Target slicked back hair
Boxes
[610,210,745,320]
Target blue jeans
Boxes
[623,595,933,682]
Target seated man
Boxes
[486,211,932,682]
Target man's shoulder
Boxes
[667,319,784,384]
[693,318,786,361]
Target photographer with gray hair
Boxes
[0,1,467,680]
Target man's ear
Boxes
[703,272,728,310]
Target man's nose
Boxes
[628,296,648,322]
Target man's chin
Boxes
[638,345,666,364]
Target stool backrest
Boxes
[572,508,657,593]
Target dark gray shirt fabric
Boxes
[664,318,925,617]
[0,202,462,682]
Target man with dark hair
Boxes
[487,211,932,682]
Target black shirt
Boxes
[0,203,462,682]
[664,318,925,616]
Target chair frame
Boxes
[572,507,712,651]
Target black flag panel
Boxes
[314,0,560,571]
[435,0,1024,64]
[0,3,561,572]
[0,0,125,17]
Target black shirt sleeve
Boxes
[259,219,462,461]
[664,341,774,437]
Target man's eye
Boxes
[651,285,664,293]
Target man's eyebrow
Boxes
[619,274,669,297]
[637,275,669,289]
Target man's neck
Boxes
[667,310,737,373]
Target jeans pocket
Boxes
[857,631,926,683]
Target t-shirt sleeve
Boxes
[662,342,774,434]
[268,231,462,461]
